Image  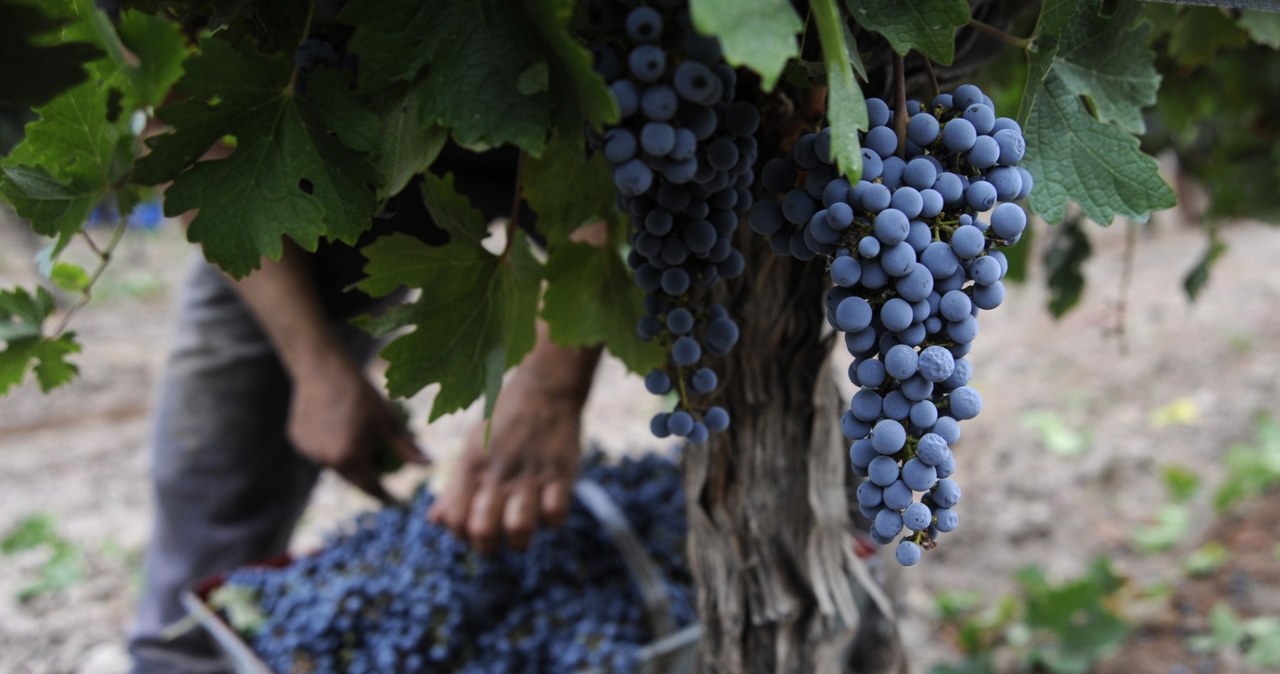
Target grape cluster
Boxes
[750,84,1031,565]
[589,0,757,443]
[220,453,693,674]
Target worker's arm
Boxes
[232,240,426,500]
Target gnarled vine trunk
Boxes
[685,232,902,674]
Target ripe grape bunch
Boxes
[219,453,694,674]
[589,0,758,443]
[750,84,1032,566]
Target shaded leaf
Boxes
[0,0,102,107]
[813,0,866,180]
[690,0,801,92]
[358,229,541,420]
[845,0,971,65]
[1042,214,1091,317]
[541,242,664,374]
[523,131,619,245]
[1023,73,1174,226]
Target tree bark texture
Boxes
[684,231,903,674]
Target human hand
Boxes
[428,373,585,553]
[287,351,427,503]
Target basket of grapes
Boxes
[181,452,701,674]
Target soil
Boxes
[1,209,1279,674]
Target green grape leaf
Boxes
[1241,10,1280,49]
[542,242,664,375]
[1020,0,1081,122]
[1035,1,1159,134]
[347,0,553,155]
[1042,213,1091,318]
[370,85,447,200]
[301,70,383,155]
[115,10,189,109]
[0,286,80,394]
[0,165,102,246]
[690,0,802,92]
[526,0,617,132]
[813,0,866,180]
[845,0,970,65]
[1183,230,1226,301]
[523,131,619,245]
[418,171,493,247]
[1169,7,1248,67]
[142,38,377,277]
[0,0,102,107]
[1022,73,1175,226]
[357,234,541,420]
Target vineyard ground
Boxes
[1,211,1279,674]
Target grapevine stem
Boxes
[921,57,940,102]
[501,152,526,261]
[967,18,1032,50]
[52,216,128,337]
[287,0,319,95]
[1115,220,1137,355]
[893,53,907,159]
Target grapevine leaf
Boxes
[1019,0,1081,122]
[144,38,377,277]
[1022,73,1174,226]
[418,171,492,247]
[346,0,553,155]
[523,131,619,245]
[1041,214,1091,318]
[1038,1,1160,134]
[1024,0,1157,135]
[0,286,80,394]
[301,70,382,155]
[115,10,189,109]
[0,0,102,107]
[370,85,447,200]
[813,0,866,180]
[340,0,436,92]
[1169,7,1248,68]
[844,0,970,65]
[542,243,664,374]
[1241,10,1280,49]
[0,165,101,246]
[0,77,126,248]
[1183,231,1226,302]
[357,233,541,420]
[526,0,617,131]
[689,0,802,92]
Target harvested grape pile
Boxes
[216,452,693,674]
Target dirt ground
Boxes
[1,208,1279,674]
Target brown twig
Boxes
[921,56,940,102]
[893,53,908,158]
[967,18,1032,50]
[501,152,527,260]
[1114,220,1138,355]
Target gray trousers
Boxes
[129,260,377,673]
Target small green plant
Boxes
[1188,603,1280,668]
[1,513,87,601]
[929,558,1131,674]
[1215,414,1280,511]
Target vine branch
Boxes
[893,53,908,158]
[921,56,940,102]
[967,18,1032,50]
[52,217,129,337]
[501,152,527,260]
